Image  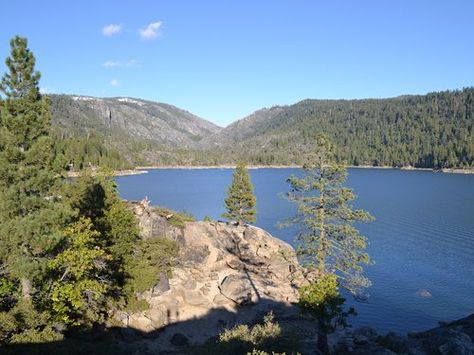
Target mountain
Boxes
[202,88,474,168]
[48,89,474,169]
[49,95,222,167]
[199,106,286,148]
[51,95,221,148]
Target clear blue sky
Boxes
[1,0,473,126]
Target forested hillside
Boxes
[46,89,474,169]
[204,88,474,168]
[49,95,221,169]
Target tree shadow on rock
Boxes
[2,299,319,355]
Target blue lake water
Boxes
[116,168,474,334]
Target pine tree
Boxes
[286,134,373,354]
[299,274,355,355]
[222,163,256,224]
[286,134,373,292]
[0,36,70,301]
[62,169,178,313]
[48,217,112,325]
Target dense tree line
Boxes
[124,88,474,169]
[52,131,133,171]
[208,89,474,169]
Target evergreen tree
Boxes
[0,36,178,342]
[0,36,70,301]
[299,274,355,355]
[63,169,178,312]
[0,300,62,344]
[222,163,256,224]
[286,134,373,354]
[286,134,373,292]
[48,217,112,325]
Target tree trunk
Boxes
[317,318,329,355]
[317,193,326,273]
[21,278,32,300]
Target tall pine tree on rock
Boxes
[222,163,256,224]
[0,36,70,301]
[286,134,373,292]
[285,134,373,354]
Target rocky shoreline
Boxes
[101,199,474,354]
[113,199,316,352]
[332,314,474,354]
[11,198,467,354]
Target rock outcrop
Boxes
[114,200,474,354]
[115,200,312,350]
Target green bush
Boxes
[193,312,301,355]
[123,238,178,296]
[123,298,149,313]
[0,301,63,345]
[154,207,195,228]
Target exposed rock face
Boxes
[120,201,474,354]
[118,200,309,348]
[49,95,222,163]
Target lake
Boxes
[116,168,474,334]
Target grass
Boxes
[153,206,195,228]
[191,312,302,355]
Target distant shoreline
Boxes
[133,165,474,175]
[351,165,474,174]
[67,165,474,177]
[134,165,299,170]
[67,169,148,178]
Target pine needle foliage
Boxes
[298,274,355,354]
[0,36,179,343]
[48,218,112,325]
[0,36,71,301]
[285,134,374,294]
[286,135,371,354]
[222,163,257,224]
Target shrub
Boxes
[154,207,195,228]
[194,312,301,355]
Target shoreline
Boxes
[134,165,474,175]
[67,165,474,177]
[135,164,300,170]
[67,169,149,178]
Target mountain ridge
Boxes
[200,88,474,168]
[49,94,222,167]
[48,88,474,169]
[51,94,221,146]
